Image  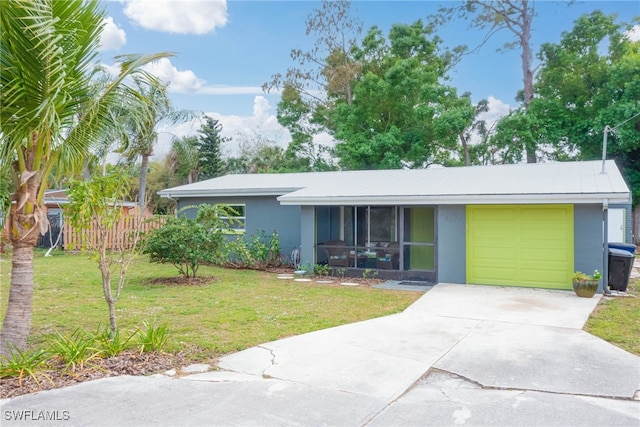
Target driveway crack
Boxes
[257,345,277,379]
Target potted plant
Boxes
[572,270,601,298]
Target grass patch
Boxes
[585,278,640,356]
[0,250,419,361]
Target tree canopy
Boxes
[331,20,475,169]
[503,11,640,202]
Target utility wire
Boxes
[610,111,640,132]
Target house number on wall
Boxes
[446,215,458,222]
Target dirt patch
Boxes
[144,276,220,286]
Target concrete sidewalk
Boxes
[2,284,639,426]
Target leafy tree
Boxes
[0,0,168,355]
[224,125,310,173]
[65,169,143,336]
[169,135,200,184]
[142,204,230,278]
[526,11,640,203]
[458,98,490,166]
[434,0,538,162]
[197,116,229,179]
[332,21,475,169]
[265,0,362,169]
[277,85,336,171]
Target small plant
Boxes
[362,268,378,280]
[95,325,138,358]
[0,346,53,387]
[299,261,314,274]
[223,230,282,269]
[314,263,330,277]
[137,320,168,353]
[46,328,100,372]
[573,270,601,281]
[336,268,346,279]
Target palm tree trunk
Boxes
[139,152,149,212]
[0,240,36,356]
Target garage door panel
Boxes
[474,228,517,241]
[473,267,519,284]
[520,269,569,286]
[467,205,574,290]
[520,247,570,262]
[471,247,518,260]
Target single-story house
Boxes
[158,160,632,291]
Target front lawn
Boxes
[0,250,420,361]
[585,277,640,356]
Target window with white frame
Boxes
[220,204,246,234]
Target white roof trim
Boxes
[158,188,300,198]
[278,193,630,206]
[159,161,631,206]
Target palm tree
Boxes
[120,80,195,212]
[0,0,169,355]
[168,135,201,184]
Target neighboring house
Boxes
[158,160,632,291]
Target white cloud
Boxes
[123,0,228,35]
[479,96,512,132]
[143,58,205,93]
[626,25,640,42]
[153,96,291,159]
[466,96,512,147]
[99,17,126,52]
[142,58,264,96]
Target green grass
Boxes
[585,278,640,356]
[5,250,636,361]
[0,250,420,361]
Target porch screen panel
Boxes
[403,207,435,271]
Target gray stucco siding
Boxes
[436,205,466,284]
[574,204,605,291]
[176,196,301,260]
[299,206,315,268]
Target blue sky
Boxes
[99,0,640,158]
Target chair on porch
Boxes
[322,240,349,267]
[376,242,400,270]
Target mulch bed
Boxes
[1,351,191,399]
[144,276,220,286]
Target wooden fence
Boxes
[63,215,167,251]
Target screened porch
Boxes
[315,205,437,281]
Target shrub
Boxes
[223,230,282,269]
[143,204,230,277]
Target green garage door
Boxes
[466,205,574,289]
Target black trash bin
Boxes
[608,248,634,292]
[608,242,637,255]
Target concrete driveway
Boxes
[2,283,639,426]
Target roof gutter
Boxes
[158,187,303,199]
[278,192,630,206]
